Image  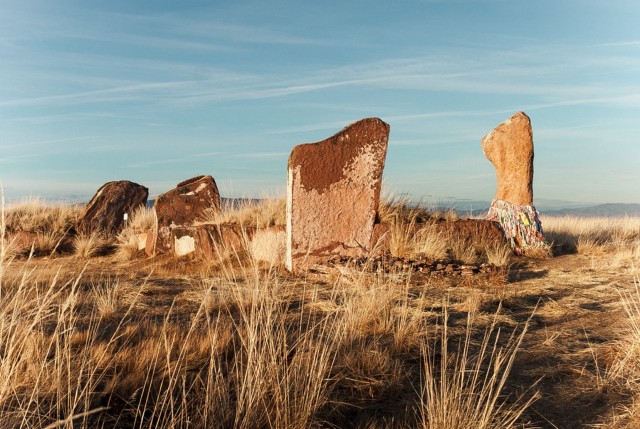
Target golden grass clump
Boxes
[484,242,513,267]
[127,205,157,233]
[419,306,537,429]
[4,199,81,235]
[200,198,286,229]
[115,230,143,261]
[73,232,106,258]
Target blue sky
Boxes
[1,0,639,208]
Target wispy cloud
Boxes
[0,135,99,149]
[595,40,640,47]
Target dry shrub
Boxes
[250,227,286,266]
[603,274,640,427]
[35,230,66,255]
[448,237,482,265]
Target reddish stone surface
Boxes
[154,175,222,254]
[78,181,148,235]
[286,118,390,272]
[433,219,505,244]
[170,223,254,260]
[481,112,534,206]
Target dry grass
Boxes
[2,199,640,428]
[543,215,640,259]
[200,198,286,229]
[3,198,81,235]
[0,237,536,428]
[419,306,537,429]
[115,230,143,261]
[73,232,106,258]
[127,205,156,233]
[485,242,513,267]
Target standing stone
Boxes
[153,175,221,254]
[286,117,390,272]
[481,112,533,206]
[78,181,148,235]
[482,112,546,254]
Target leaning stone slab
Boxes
[153,175,221,254]
[482,112,546,254]
[286,117,390,272]
[78,180,148,235]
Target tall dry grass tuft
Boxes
[601,273,640,427]
[114,230,141,261]
[73,232,105,258]
[127,205,157,233]
[4,199,80,236]
[419,305,537,428]
[485,242,513,267]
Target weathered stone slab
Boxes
[154,175,221,254]
[481,112,534,206]
[286,117,390,272]
[78,181,148,235]
[170,224,253,260]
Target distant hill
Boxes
[540,203,640,217]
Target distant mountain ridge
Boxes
[539,203,640,217]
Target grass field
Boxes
[1,198,639,428]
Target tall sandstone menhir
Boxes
[153,175,222,254]
[482,112,546,253]
[286,117,390,272]
[78,180,148,235]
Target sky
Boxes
[1,0,639,209]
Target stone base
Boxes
[486,199,546,255]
